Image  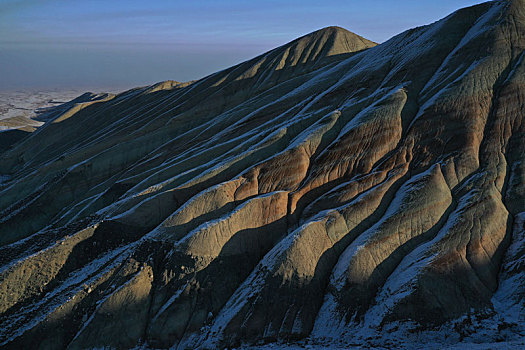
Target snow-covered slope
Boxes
[0,1,524,349]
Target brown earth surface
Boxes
[0,2,524,349]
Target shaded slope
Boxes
[0,1,524,349]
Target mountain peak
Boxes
[1,1,525,349]
[306,25,362,38]
[190,24,376,96]
[291,25,377,60]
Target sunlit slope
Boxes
[0,1,524,348]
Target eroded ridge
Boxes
[0,1,524,348]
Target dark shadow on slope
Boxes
[48,220,152,288]
[218,172,410,347]
[0,49,367,177]
[145,216,289,349]
[388,225,512,327]
[1,239,167,350]
[0,220,151,320]
[382,192,514,327]
[0,129,32,154]
[0,215,98,268]
[0,51,369,250]
[33,92,113,123]
[338,199,456,322]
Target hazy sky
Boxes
[0,0,486,91]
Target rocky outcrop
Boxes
[0,1,524,349]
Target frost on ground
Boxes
[1,1,525,349]
[0,90,79,126]
[0,88,123,131]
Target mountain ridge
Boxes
[0,1,524,349]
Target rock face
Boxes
[1,1,524,348]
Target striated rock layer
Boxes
[1,1,524,348]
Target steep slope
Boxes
[0,1,524,349]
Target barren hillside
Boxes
[0,1,524,349]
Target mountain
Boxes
[0,1,524,348]
[0,91,108,153]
